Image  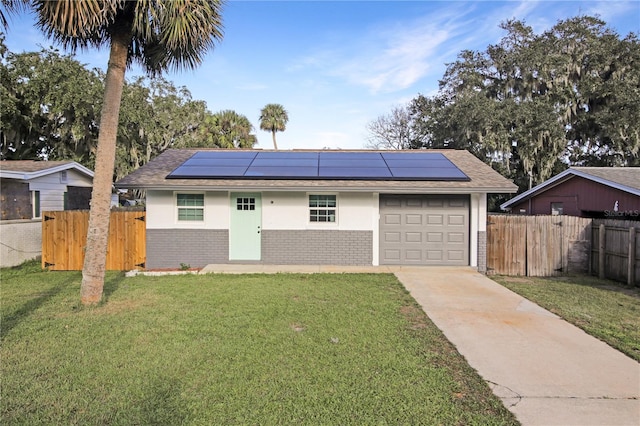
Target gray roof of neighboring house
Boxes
[0,160,94,180]
[116,149,517,194]
[501,166,640,210]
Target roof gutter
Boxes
[116,183,517,194]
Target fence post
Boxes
[629,227,636,286]
[599,224,606,280]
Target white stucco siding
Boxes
[469,193,487,268]
[262,191,377,231]
[146,190,229,229]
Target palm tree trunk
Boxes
[81,32,130,305]
[271,131,278,150]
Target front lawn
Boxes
[492,275,640,362]
[1,262,516,425]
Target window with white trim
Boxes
[551,202,563,216]
[177,193,204,221]
[309,194,336,222]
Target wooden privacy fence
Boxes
[487,215,592,277]
[42,210,146,271]
[487,214,639,285]
[591,219,639,285]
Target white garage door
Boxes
[379,195,469,265]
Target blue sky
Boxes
[4,1,639,150]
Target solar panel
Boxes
[251,158,318,167]
[244,166,319,177]
[381,152,468,180]
[168,166,250,178]
[256,152,318,159]
[319,158,387,168]
[191,151,257,159]
[381,152,446,160]
[183,158,255,167]
[320,152,383,160]
[319,167,392,178]
[166,151,469,181]
[389,167,468,179]
[383,159,453,168]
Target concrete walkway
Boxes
[396,266,640,426]
[199,264,398,274]
[197,264,640,425]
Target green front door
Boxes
[229,193,262,261]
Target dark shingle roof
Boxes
[572,167,640,191]
[116,149,517,193]
[0,160,94,180]
[0,160,73,173]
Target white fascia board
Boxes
[116,184,517,194]
[0,162,94,181]
[0,170,27,179]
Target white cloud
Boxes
[584,0,640,31]
[288,5,475,94]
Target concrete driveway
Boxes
[395,266,640,426]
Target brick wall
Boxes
[477,230,487,273]
[262,230,373,265]
[146,229,228,269]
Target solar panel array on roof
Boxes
[166,151,469,181]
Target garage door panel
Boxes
[384,213,401,225]
[405,232,422,242]
[383,198,401,207]
[448,214,465,225]
[384,231,401,243]
[447,250,465,261]
[426,250,443,260]
[427,215,443,225]
[427,232,442,242]
[406,214,422,225]
[383,249,401,261]
[405,250,422,261]
[448,232,464,243]
[380,195,469,265]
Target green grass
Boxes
[492,275,640,362]
[1,261,516,425]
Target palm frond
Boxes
[30,0,224,74]
[34,0,123,50]
[132,0,224,73]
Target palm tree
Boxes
[24,0,224,305]
[259,103,288,150]
[216,110,257,148]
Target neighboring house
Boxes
[116,149,516,271]
[500,167,640,219]
[1,160,94,220]
[0,160,94,267]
